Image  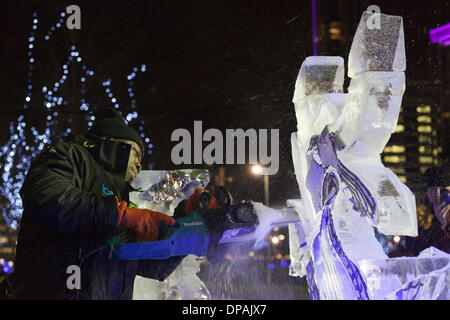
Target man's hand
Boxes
[115,196,176,242]
[185,188,218,215]
[433,202,450,231]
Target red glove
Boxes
[185,188,217,215]
[115,196,176,242]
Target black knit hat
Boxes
[87,107,145,156]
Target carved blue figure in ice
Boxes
[288,11,449,299]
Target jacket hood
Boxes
[68,133,131,184]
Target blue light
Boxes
[268,264,275,270]
[0,12,154,229]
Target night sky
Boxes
[0,0,448,207]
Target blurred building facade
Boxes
[315,0,449,193]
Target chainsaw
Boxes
[113,184,300,260]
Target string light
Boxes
[0,11,154,234]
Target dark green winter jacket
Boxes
[6,133,181,300]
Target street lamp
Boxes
[251,164,269,206]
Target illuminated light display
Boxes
[0,10,154,228]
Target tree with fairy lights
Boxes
[0,9,154,230]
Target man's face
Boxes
[101,137,142,182]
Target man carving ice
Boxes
[1,107,181,299]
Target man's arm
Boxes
[20,142,118,236]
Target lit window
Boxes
[420,167,430,174]
[329,21,342,40]
[418,135,430,143]
[417,115,431,123]
[417,126,432,133]
[395,124,405,133]
[391,167,406,174]
[416,105,431,113]
[384,155,406,163]
[419,156,433,164]
[384,145,405,153]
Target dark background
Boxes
[0,0,448,207]
[0,0,448,300]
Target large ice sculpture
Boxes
[289,11,449,299]
[129,170,211,300]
